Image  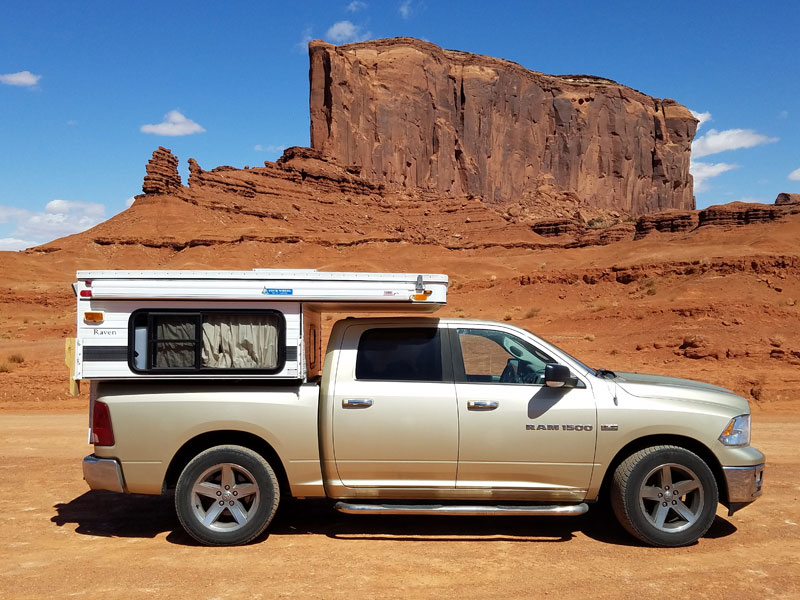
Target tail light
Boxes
[91,400,115,446]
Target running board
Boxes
[334,502,589,517]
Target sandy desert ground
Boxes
[0,412,797,599]
[1,212,799,598]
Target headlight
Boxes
[719,414,751,446]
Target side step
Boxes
[334,502,589,517]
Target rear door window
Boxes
[355,328,444,382]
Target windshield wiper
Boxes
[596,368,617,379]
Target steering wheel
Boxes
[500,358,518,383]
[517,360,542,384]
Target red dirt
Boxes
[0,413,797,598]
[1,180,799,599]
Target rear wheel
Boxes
[175,445,279,546]
[611,445,718,547]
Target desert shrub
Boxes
[524,307,541,318]
[503,313,513,321]
[584,334,596,342]
[0,363,10,373]
[8,353,23,364]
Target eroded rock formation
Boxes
[142,147,181,194]
[776,192,800,206]
[309,38,697,215]
[635,210,699,239]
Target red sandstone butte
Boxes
[309,37,698,215]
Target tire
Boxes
[611,445,718,547]
[175,445,280,546]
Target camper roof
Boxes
[74,269,448,307]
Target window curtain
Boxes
[202,314,279,369]
[154,317,196,368]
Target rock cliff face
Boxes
[309,38,697,215]
[142,147,181,194]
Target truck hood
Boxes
[612,371,750,414]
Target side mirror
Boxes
[545,363,572,388]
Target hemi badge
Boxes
[601,424,619,431]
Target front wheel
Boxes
[611,445,718,547]
[175,445,280,546]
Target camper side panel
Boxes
[76,300,302,380]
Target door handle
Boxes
[467,401,499,411]
[342,398,374,409]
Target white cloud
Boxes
[789,168,800,181]
[399,0,412,18]
[347,1,367,11]
[0,205,30,223]
[297,26,314,53]
[690,160,738,192]
[325,20,371,44]
[126,196,136,208]
[0,200,107,245]
[0,238,38,251]
[692,128,778,158]
[254,144,286,153]
[0,70,41,87]
[689,110,712,129]
[140,110,206,136]
[45,199,105,218]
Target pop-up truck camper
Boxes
[69,269,764,547]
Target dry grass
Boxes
[8,353,24,364]
[0,363,10,373]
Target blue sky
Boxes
[1,0,798,250]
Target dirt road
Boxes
[1,412,797,599]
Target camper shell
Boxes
[70,269,448,387]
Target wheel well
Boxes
[597,435,728,504]
[163,431,291,498]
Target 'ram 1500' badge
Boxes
[525,424,593,431]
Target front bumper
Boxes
[83,454,126,493]
[723,463,764,515]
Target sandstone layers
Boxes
[142,146,181,195]
[310,38,697,215]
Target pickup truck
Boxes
[83,315,765,547]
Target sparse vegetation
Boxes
[587,218,605,228]
[0,363,10,373]
[610,348,619,356]
[584,334,595,342]
[523,307,541,318]
[8,353,24,364]
[503,313,513,321]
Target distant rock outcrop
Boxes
[699,202,789,227]
[142,147,181,195]
[309,37,697,215]
[635,210,699,239]
[776,192,800,206]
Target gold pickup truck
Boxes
[82,316,764,548]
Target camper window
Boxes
[129,310,285,373]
